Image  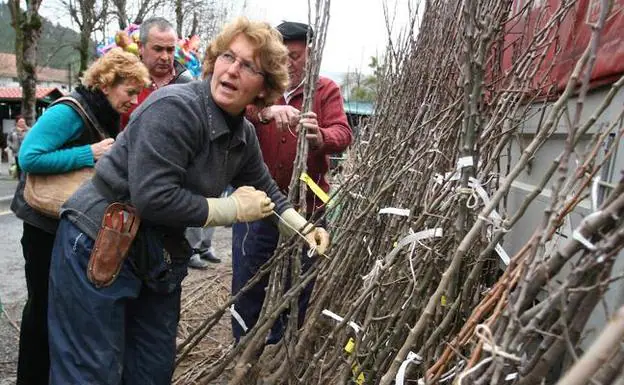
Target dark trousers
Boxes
[17,222,55,385]
[231,219,315,344]
[48,219,185,385]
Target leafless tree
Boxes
[111,0,129,30]
[8,0,44,125]
[62,0,108,78]
[170,0,230,42]
[111,0,166,30]
[174,0,184,37]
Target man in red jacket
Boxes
[231,21,352,343]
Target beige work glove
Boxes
[277,208,330,255]
[204,186,275,226]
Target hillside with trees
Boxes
[0,1,84,70]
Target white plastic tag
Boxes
[321,309,362,333]
[229,304,248,332]
[457,156,474,170]
[396,351,423,385]
[379,207,411,217]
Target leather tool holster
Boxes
[87,202,141,288]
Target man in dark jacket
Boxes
[120,17,193,128]
[121,17,216,269]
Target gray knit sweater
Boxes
[63,79,290,240]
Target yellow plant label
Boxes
[300,172,330,203]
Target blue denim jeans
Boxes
[231,218,315,344]
[48,219,185,385]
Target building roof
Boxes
[505,0,624,92]
[344,101,374,116]
[0,53,69,83]
[0,87,65,102]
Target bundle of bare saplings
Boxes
[173,0,624,383]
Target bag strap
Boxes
[51,96,109,140]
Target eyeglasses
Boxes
[218,51,265,78]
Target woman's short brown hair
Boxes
[203,17,289,108]
[81,48,150,90]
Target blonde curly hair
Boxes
[81,48,150,90]
[203,17,289,108]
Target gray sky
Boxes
[38,0,417,75]
[236,0,416,74]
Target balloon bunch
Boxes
[97,26,203,78]
[97,24,140,57]
[175,35,202,78]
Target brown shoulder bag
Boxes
[23,96,108,218]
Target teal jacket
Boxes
[19,104,95,174]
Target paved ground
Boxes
[0,162,18,213]
[0,212,24,385]
[0,161,21,384]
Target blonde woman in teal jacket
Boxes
[11,48,149,385]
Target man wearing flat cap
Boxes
[231,21,352,343]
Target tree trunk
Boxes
[175,0,183,38]
[78,23,92,78]
[113,0,128,30]
[9,0,43,126]
[66,0,107,79]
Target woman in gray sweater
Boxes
[47,17,329,385]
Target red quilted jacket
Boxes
[246,77,352,212]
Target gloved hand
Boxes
[231,186,275,222]
[304,227,330,255]
[278,208,330,255]
[204,186,274,227]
